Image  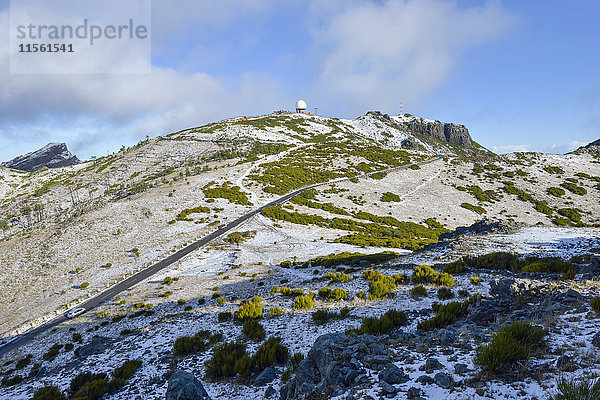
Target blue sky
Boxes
[1,0,599,161]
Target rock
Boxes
[434,372,452,389]
[369,343,387,355]
[454,363,469,374]
[1,142,80,172]
[489,278,548,299]
[416,375,433,384]
[253,367,278,386]
[466,296,508,326]
[280,333,348,399]
[422,358,444,372]
[407,387,422,399]
[406,118,472,148]
[379,381,397,395]
[592,332,600,348]
[265,385,276,398]
[77,337,112,359]
[556,355,572,371]
[378,364,409,384]
[591,255,600,271]
[362,354,391,370]
[439,329,457,345]
[166,370,211,400]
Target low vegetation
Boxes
[474,321,546,375]
[348,309,408,335]
[234,297,264,321]
[412,265,456,286]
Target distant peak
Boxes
[1,142,80,172]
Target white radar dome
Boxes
[295,99,307,111]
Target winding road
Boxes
[0,155,444,357]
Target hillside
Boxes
[0,112,600,400]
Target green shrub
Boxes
[558,208,582,223]
[443,260,466,274]
[218,312,232,322]
[70,371,108,394]
[458,289,469,297]
[234,297,263,321]
[591,297,600,313]
[294,295,315,310]
[112,359,142,380]
[470,276,481,285]
[362,270,396,299]
[1,375,23,386]
[418,300,473,331]
[349,310,408,335]
[561,182,587,196]
[32,386,66,400]
[177,299,186,305]
[15,355,31,369]
[233,354,253,378]
[43,344,62,361]
[325,272,350,283]
[312,307,351,325]
[242,320,266,341]
[318,287,348,301]
[217,297,226,305]
[205,342,248,380]
[437,288,454,300]
[73,379,110,400]
[253,337,290,371]
[461,202,486,214]
[552,376,600,400]
[412,265,456,286]
[547,187,565,197]
[474,321,546,375]
[174,331,221,356]
[410,285,427,298]
[80,282,89,289]
[381,192,401,202]
[269,307,284,316]
[393,273,409,284]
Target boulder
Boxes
[592,332,600,348]
[280,333,348,399]
[379,381,397,395]
[454,363,469,374]
[434,372,452,389]
[378,364,409,384]
[422,358,444,372]
[556,355,573,371]
[253,367,278,386]
[166,370,211,400]
[77,337,112,359]
[489,278,548,299]
[265,385,276,398]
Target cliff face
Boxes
[1,142,80,172]
[407,118,472,148]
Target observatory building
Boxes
[295,99,307,113]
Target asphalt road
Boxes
[0,156,443,357]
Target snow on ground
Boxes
[1,226,598,399]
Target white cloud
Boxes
[491,144,530,154]
[311,0,515,115]
[548,141,588,154]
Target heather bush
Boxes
[412,265,456,286]
[474,321,546,375]
[242,320,266,341]
[349,310,407,335]
[234,297,263,321]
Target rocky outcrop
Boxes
[438,219,523,242]
[489,278,550,299]
[1,142,80,172]
[166,370,211,400]
[407,118,472,148]
[77,337,113,359]
[280,333,393,400]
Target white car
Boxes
[65,308,86,318]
